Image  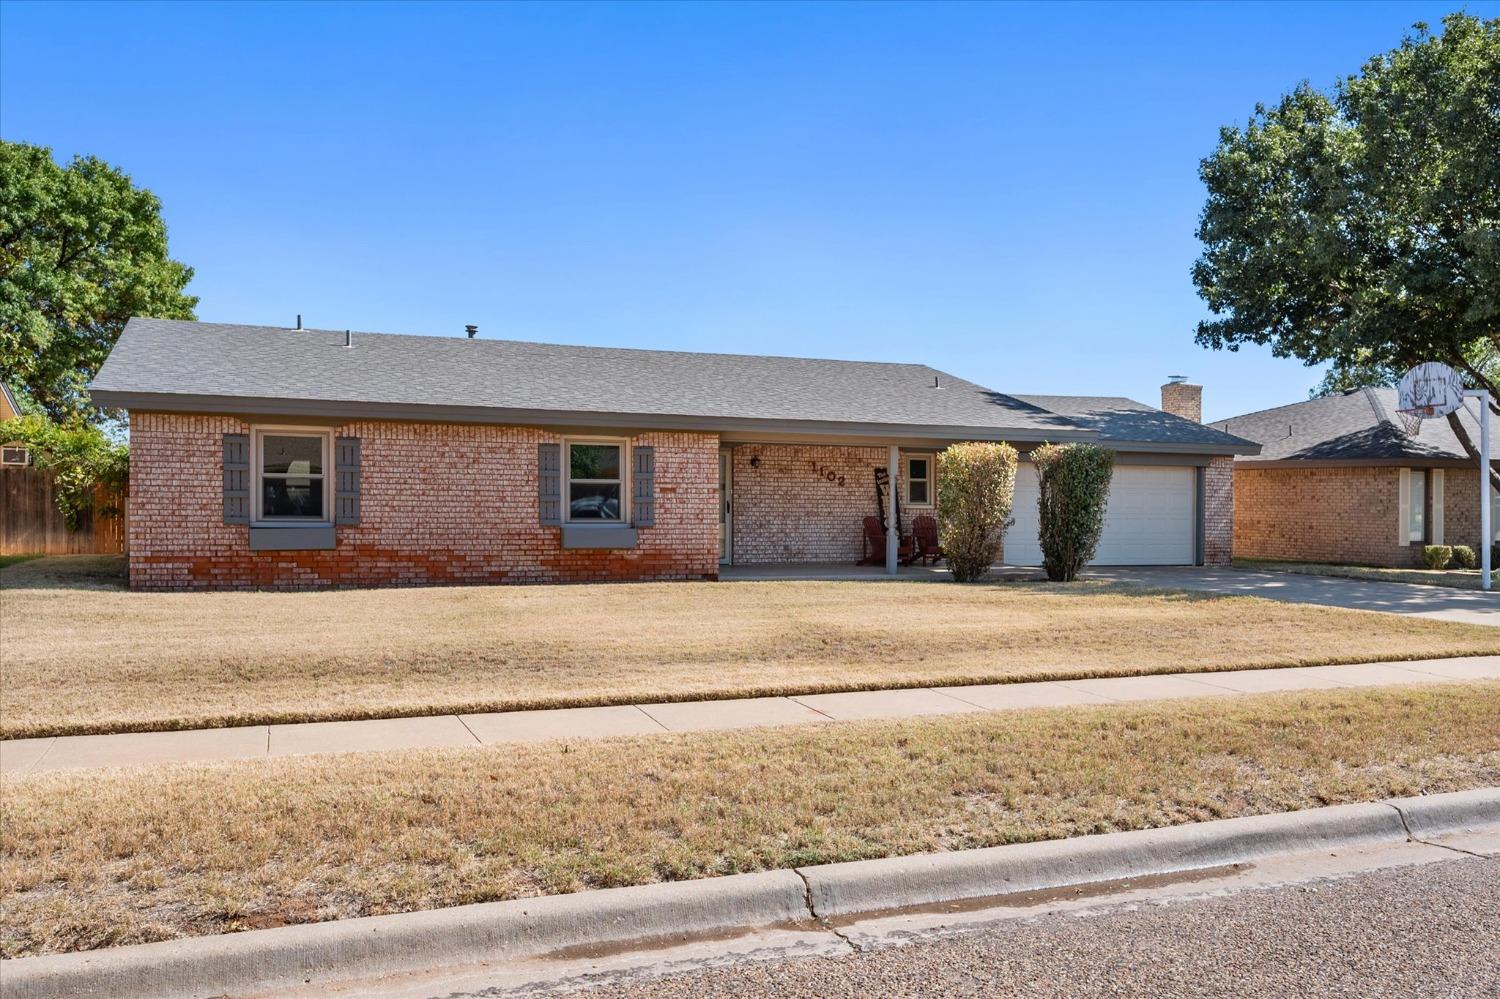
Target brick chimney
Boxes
[1161,376,1202,423]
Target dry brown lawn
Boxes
[4,555,1500,738]
[2,682,1497,958]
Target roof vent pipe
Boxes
[344,329,352,348]
[296,314,303,330]
[465,325,478,339]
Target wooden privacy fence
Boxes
[0,465,127,555]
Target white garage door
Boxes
[1006,465,1196,566]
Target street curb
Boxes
[0,870,812,999]
[3,791,1496,999]
[1384,786,1500,840]
[798,801,1406,918]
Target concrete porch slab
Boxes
[637,697,829,732]
[938,680,1115,710]
[1056,674,1241,702]
[268,716,477,758]
[462,705,664,744]
[791,687,984,721]
[0,736,55,775]
[33,725,269,772]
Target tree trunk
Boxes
[1442,409,1500,493]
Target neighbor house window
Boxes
[1407,468,1426,543]
[905,454,933,506]
[567,440,625,521]
[255,429,331,522]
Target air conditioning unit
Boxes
[1,444,31,466]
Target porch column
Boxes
[886,445,899,574]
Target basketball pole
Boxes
[1465,389,1492,592]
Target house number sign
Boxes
[811,461,846,487]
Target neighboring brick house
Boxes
[1210,387,1500,568]
[91,318,1257,590]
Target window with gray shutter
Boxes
[335,437,361,525]
[632,446,655,527]
[538,443,562,525]
[223,433,250,524]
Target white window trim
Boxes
[1399,467,1426,545]
[904,452,934,508]
[251,426,334,526]
[564,437,630,524]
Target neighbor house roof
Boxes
[0,382,17,422]
[91,318,1257,453]
[1209,387,1500,465]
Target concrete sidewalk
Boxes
[3,656,1497,776]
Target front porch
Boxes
[719,441,938,573]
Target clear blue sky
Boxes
[3,1,1491,420]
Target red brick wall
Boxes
[1429,467,1495,555]
[730,444,926,564]
[1233,465,1424,567]
[128,413,719,590]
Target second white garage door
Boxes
[1006,464,1196,566]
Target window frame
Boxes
[904,453,934,508]
[1406,467,1427,543]
[564,437,629,524]
[251,426,334,526]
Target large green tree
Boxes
[1194,13,1499,455]
[0,141,197,425]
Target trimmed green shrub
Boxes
[1423,545,1453,570]
[1451,545,1477,570]
[935,442,1018,583]
[1031,443,1115,582]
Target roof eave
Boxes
[90,390,1103,444]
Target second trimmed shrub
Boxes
[1451,545,1477,570]
[1424,545,1453,570]
[1031,443,1115,582]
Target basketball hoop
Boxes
[1396,409,1425,437]
[1397,361,1492,592]
[1396,362,1464,438]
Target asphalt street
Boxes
[576,857,1499,998]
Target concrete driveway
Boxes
[1087,566,1500,627]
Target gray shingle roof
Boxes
[91,318,1254,452]
[1209,387,1498,463]
[1010,395,1254,449]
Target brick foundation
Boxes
[128,413,719,590]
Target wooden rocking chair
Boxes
[859,515,915,566]
[911,514,943,565]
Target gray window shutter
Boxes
[223,434,250,524]
[538,443,562,525]
[632,446,655,527]
[335,437,361,525]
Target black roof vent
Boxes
[465,325,478,339]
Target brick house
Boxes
[91,318,1257,590]
[1210,387,1499,567]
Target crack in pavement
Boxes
[793,868,861,953]
[1382,802,1497,860]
